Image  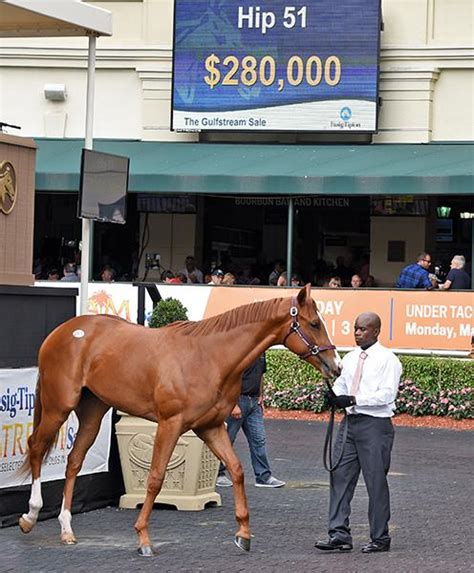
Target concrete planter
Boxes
[115,414,221,511]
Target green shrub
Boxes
[400,356,473,392]
[149,297,188,328]
[264,350,474,419]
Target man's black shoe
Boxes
[315,538,353,551]
[361,541,391,553]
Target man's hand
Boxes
[327,394,356,409]
[231,405,242,419]
[323,389,335,409]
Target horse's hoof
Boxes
[61,533,77,545]
[137,545,155,557]
[19,515,34,534]
[234,536,251,552]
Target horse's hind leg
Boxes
[19,412,68,534]
[58,391,109,545]
[196,425,251,551]
[134,417,183,556]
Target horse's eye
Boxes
[310,321,320,330]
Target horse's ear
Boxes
[297,283,312,306]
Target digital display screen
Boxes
[172,0,381,132]
[78,149,129,225]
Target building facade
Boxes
[1,0,473,285]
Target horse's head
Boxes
[282,284,342,380]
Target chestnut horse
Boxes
[19,284,341,555]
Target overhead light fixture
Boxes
[460,212,474,219]
[44,84,67,102]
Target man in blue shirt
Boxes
[395,252,436,289]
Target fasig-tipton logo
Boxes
[0,386,36,418]
[330,106,361,130]
[340,107,352,121]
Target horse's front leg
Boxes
[196,425,251,551]
[134,417,183,556]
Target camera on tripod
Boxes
[145,253,161,270]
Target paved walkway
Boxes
[1,419,471,572]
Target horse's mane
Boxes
[169,297,285,336]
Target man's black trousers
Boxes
[328,414,394,545]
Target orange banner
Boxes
[204,287,474,352]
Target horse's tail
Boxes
[32,373,43,434]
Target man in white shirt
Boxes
[315,312,402,554]
[180,255,203,284]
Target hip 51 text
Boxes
[238,6,307,34]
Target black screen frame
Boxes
[77,148,130,225]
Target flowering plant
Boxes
[396,381,473,420]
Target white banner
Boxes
[0,368,111,489]
[34,281,212,324]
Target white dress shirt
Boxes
[332,341,402,417]
[180,267,204,283]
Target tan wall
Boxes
[138,213,196,279]
[382,0,473,45]
[370,216,427,287]
[0,0,471,143]
[431,0,473,44]
[1,67,142,139]
[432,69,474,141]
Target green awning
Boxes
[34,139,474,195]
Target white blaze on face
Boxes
[317,310,343,369]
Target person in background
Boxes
[60,262,79,282]
[364,275,377,287]
[277,272,288,286]
[176,271,188,284]
[208,268,224,285]
[180,255,203,284]
[359,255,370,283]
[395,252,437,289]
[315,312,402,554]
[350,274,363,288]
[33,255,46,279]
[223,272,236,285]
[334,256,356,287]
[277,272,302,287]
[47,269,60,281]
[216,353,285,489]
[290,273,303,287]
[328,276,342,288]
[439,255,471,290]
[100,266,115,282]
[161,269,184,284]
[268,260,285,286]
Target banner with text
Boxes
[0,368,112,489]
[172,0,381,132]
[201,287,473,352]
[34,282,473,352]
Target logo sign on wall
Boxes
[0,161,17,215]
[171,0,381,132]
[0,368,111,489]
